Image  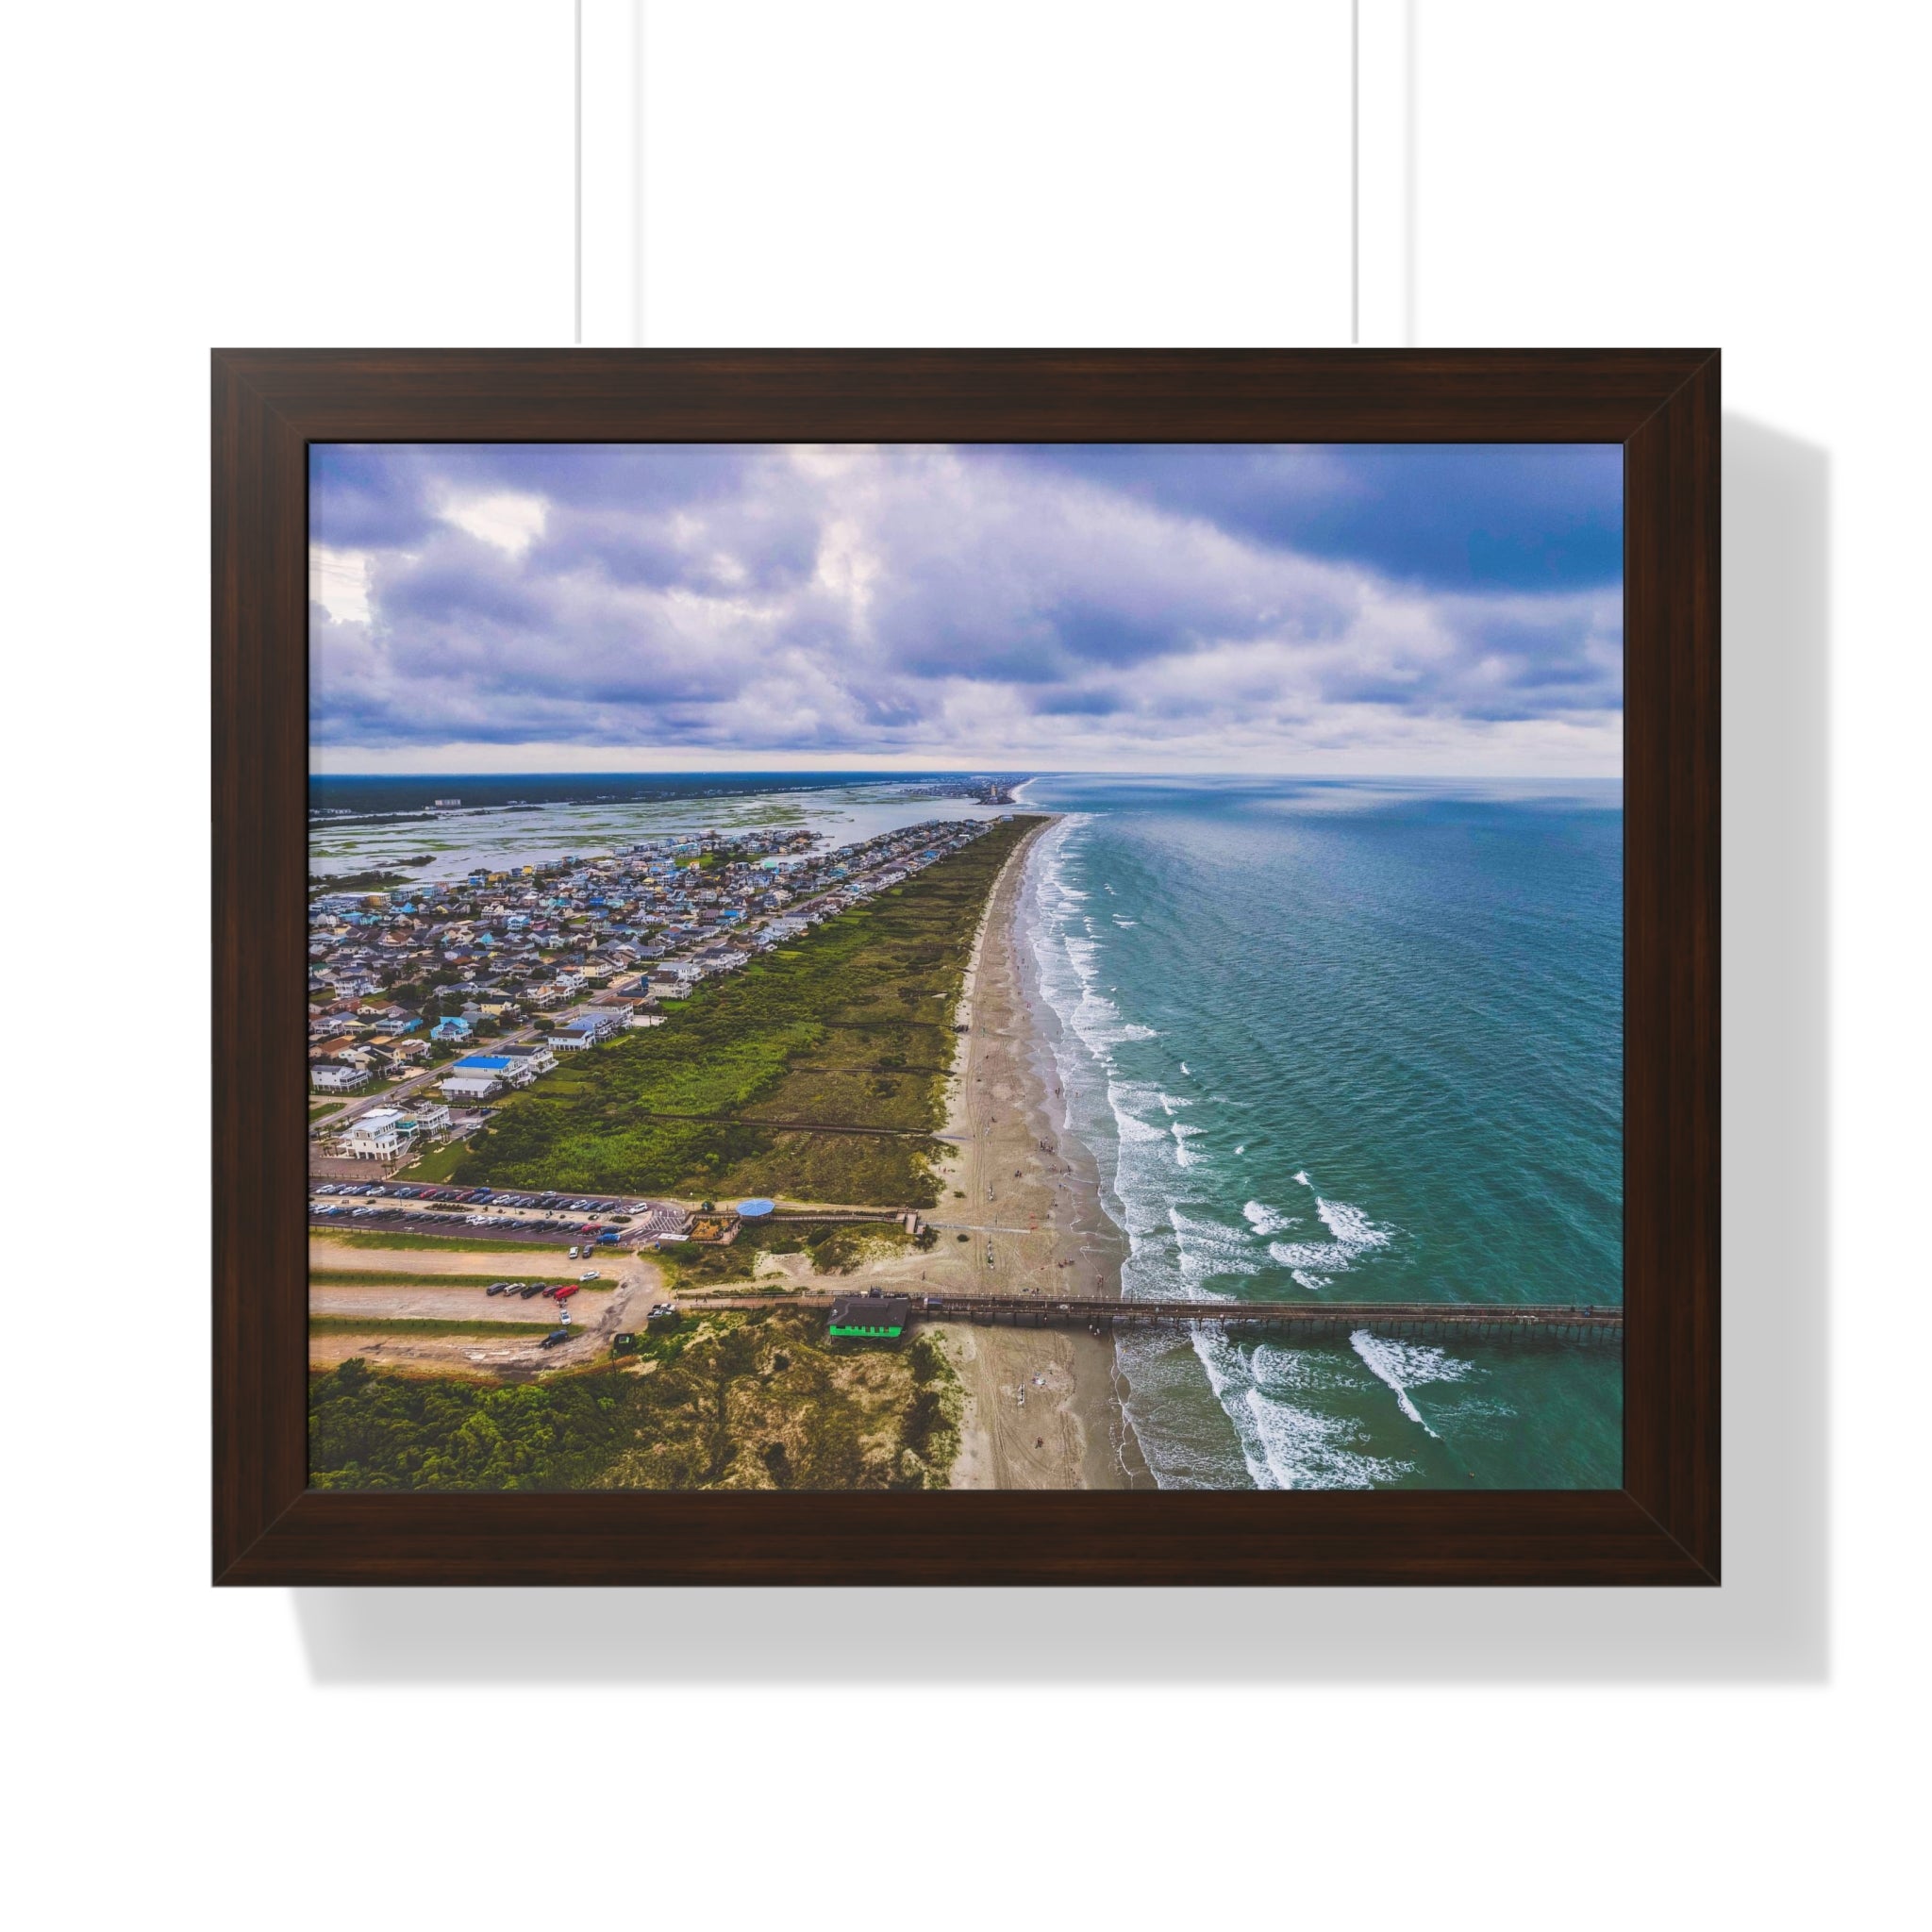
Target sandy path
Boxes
[309,1248,664,1376]
[310,1284,617,1324]
[309,1239,590,1276]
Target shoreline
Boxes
[930,817,1148,1490]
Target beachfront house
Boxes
[439,1062,506,1102]
[496,1040,557,1078]
[339,1107,420,1161]
[445,1051,527,1088]
[309,1060,370,1092]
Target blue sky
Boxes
[309,441,1622,774]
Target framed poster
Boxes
[213,349,1717,1584]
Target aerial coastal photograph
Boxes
[307,440,1624,1492]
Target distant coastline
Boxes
[308,773,1033,883]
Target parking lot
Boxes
[307,1180,678,1247]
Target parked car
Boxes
[540,1329,572,1349]
[519,1283,545,1299]
[485,1282,508,1296]
[554,1283,580,1302]
[578,1271,599,1282]
[567,1245,579,1259]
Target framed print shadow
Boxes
[212,349,1718,1585]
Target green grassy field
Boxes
[393,1138,475,1183]
[451,817,1039,1207]
[308,1101,344,1123]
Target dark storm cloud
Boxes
[1003,443,1623,592]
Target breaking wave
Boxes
[1267,1194,1394,1275]
[1241,1199,1294,1236]
[1350,1331,1474,1437]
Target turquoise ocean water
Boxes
[1016,774,1623,1490]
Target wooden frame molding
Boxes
[213,349,1719,1586]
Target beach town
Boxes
[308,809,1006,1158]
[307,798,1149,1491]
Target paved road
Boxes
[309,1023,542,1132]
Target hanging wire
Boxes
[1351,0,1360,344]
[574,0,584,345]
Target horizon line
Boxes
[308,766,1624,782]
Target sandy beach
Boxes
[774,818,1144,1484]
[924,820,1145,1489]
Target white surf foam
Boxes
[1317,1196,1391,1251]
[1167,1206,1261,1279]
[1181,1324,1400,1489]
[1241,1199,1291,1236]
[1350,1331,1474,1439]
[1268,1194,1391,1274]
[1293,1170,1310,1186]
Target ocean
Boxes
[1016,774,1624,1490]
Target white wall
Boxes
[6,5,1920,1927]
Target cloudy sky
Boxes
[309,441,1622,775]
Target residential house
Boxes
[497,1041,557,1078]
[439,1064,505,1103]
[339,1107,419,1160]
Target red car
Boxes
[553,1284,580,1302]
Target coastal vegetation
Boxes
[308,1312,963,1491]
[308,864,423,899]
[451,816,1038,1206]
[649,1219,921,1291]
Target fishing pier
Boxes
[684,1291,1623,1344]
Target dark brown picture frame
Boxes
[213,348,1718,1586]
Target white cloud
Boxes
[308,544,371,624]
[436,488,547,557]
